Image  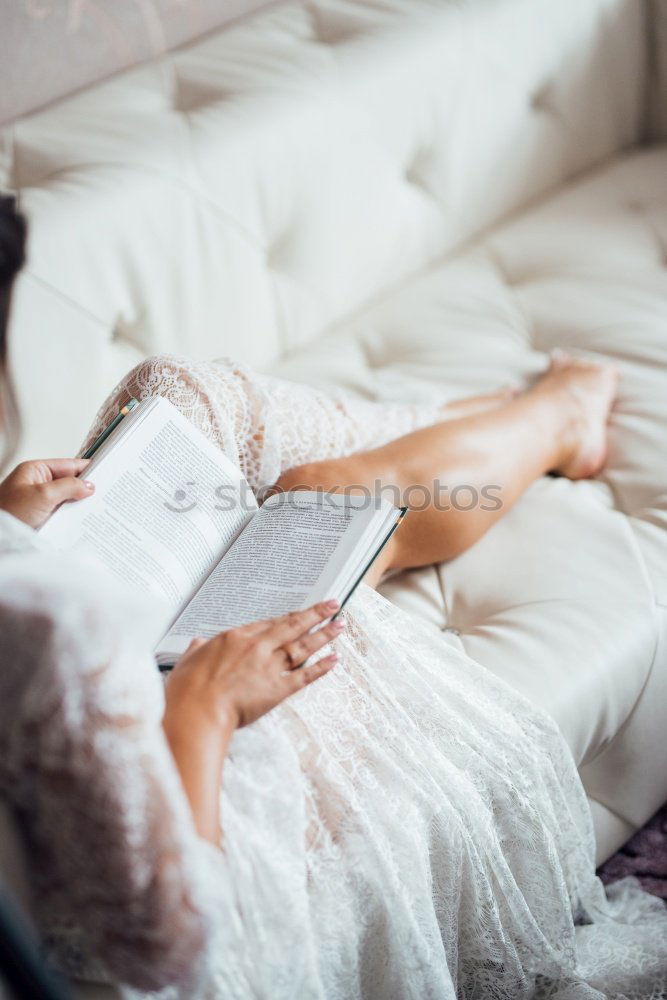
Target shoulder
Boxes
[0,512,86,634]
[0,550,163,709]
[0,548,110,631]
[0,552,111,688]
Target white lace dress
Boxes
[1,354,666,1000]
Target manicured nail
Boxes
[325,599,340,610]
[83,480,95,491]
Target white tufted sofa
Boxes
[2,0,667,972]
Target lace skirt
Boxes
[121,584,665,1000]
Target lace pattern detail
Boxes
[142,585,667,1000]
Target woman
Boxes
[1,193,666,998]
[0,195,341,991]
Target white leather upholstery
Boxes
[2,0,648,461]
[0,1,277,126]
[1,0,666,910]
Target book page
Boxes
[158,491,396,659]
[39,397,257,633]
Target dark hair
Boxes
[0,194,27,468]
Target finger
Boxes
[286,653,338,690]
[265,600,340,649]
[228,606,329,639]
[173,637,207,669]
[229,619,275,639]
[41,477,95,508]
[186,637,207,653]
[282,618,344,668]
[237,600,341,643]
[39,458,91,480]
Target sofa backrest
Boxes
[0,1,281,127]
[648,0,667,141]
[0,0,651,460]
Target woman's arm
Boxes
[163,709,233,845]
[163,603,343,844]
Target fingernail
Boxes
[325,599,340,610]
[331,620,344,632]
[83,480,95,491]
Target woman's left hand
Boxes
[0,458,95,529]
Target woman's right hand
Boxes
[162,602,342,843]
[165,600,342,732]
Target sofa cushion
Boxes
[275,146,667,781]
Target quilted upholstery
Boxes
[0,1,277,126]
[2,0,648,459]
[1,0,666,868]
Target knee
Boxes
[124,354,188,397]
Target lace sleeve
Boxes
[0,551,227,992]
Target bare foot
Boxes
[440,386,519,421]
[533,351,619,479]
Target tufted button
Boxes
[488,251,521,288]
[405,148,433,191]
[111,317,146,353]
[309,10,359,46]
[531,82,555,114]
[266,231,294,271]
[173,78,227,113]
[442,626,461,636]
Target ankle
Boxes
[525,380,580,471]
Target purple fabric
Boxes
[598,804,667,900]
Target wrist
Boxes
[163,692,238,748]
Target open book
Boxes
[39,397,406,666]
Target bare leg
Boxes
[275,357,618,578]
[438,386,518,421]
